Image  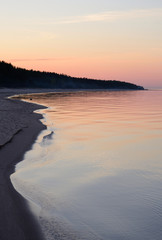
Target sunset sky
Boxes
[1,0,162,88]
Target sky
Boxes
[1,0,162,88]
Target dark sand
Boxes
[0,90,47,240]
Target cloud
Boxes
[55,8,162,24]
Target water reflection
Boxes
[12,90,162,240]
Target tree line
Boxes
[0,61,144,90]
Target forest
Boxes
[0,61,144,90]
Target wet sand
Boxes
[0,89,47,240]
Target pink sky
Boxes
[1,3,162,88]
[8,51,162,89]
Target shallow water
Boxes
[11,90,162,240]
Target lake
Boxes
[11,90,162,240]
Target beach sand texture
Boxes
[0,90,46,240]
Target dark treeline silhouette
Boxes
[0,61,144,90]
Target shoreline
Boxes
[0,88,147,240]
[0,90,47,240]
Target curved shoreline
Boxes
[0,88,146,240]
[0,90,46,240]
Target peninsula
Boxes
[0,61,144,90]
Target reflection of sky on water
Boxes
[12,90,162,239]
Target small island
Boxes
[0,61,144,90]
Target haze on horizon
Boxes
[1,0,162,89]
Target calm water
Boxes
[11,90,162,240]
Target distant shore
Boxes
[0,89,47,240]
[0,61,144,90]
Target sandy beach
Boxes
[0,89,47,240]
